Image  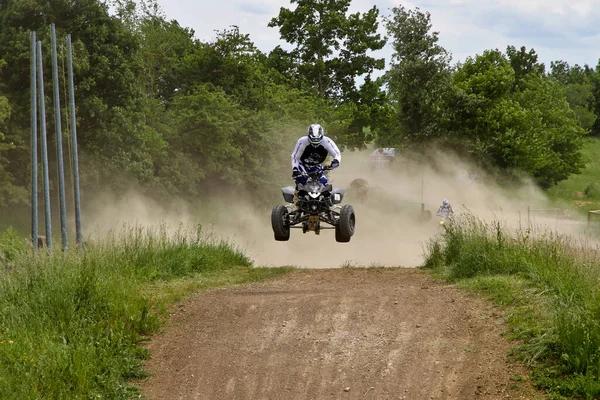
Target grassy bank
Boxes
[547,137,600,215]
[0,225,292,399]
[423,215,600,399]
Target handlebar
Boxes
[292,165,336,180]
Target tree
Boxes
[268,0,385,100]
[549,61,597,134]
[590,63,600,136]
[505,45,545,90]
[515,74,586,187]
[0,59,28,207]
[137,15,197,101]
[450,50,585,187]
[163,83,301,197]
[382,5,453,145]
[551,62,596,120]
[448,49,520,157]
[0,0,172,195]
[268,0,386,148]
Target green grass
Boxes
[423,214,600,399]
[0,225,293,399]
[547,137,600,215]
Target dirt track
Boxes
[140,268,542,399]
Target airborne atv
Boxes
[271,167,356,243]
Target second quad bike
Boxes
[437,211,453,228]
[271,167,356,243]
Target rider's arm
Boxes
[291,137,309,170]
[322,136,341,164]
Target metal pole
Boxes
[421,170,424,204]
[37,41,52,250]
[420,170,425,214]
[588,211,591,226]
[51,24,68,250]
[66,34,82,248]
[30,31,38,253]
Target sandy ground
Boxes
[139,268,543,400]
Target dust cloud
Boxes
[246,147,587,268]
[81,147,592,268]
[82,191,197,240]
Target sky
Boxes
[150,0,600,74]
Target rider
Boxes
[291,123,341,204]
[437,199,454,218]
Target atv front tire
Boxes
[335,205,355,243]
[271,205,290,241]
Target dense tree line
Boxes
[0,0,599,210]
[381,6,597,188]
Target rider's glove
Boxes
[292,167,301,179]
[330,159,340,169]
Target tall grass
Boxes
[0,224,256,399]
[423,214,600,399]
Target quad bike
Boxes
[437,212,453,228]
[349,178,369,204]
[271,166,356,243]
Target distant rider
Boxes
[291,124,341,205]
[437,199,454,217]
[292,123,341,186]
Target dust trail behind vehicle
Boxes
[246,148,590,267]
[82,148,592,268]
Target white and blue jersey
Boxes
[292,136,341,169]
[291,136,341,185]
[437,204,454,216]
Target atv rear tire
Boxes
[271,205,290,241]
[335,205,355,243]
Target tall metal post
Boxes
[421,170,424,212]
[51,24,68,250]
[66,34,82,248]
[37,41,52,249]
[421,170,424,203]
[30,31,38,253]
[589,211,591,226]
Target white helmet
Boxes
[307,123,324,147]
[443,199,449,206]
